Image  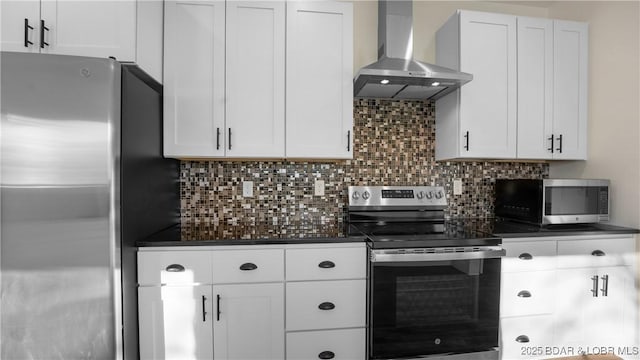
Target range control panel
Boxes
[348,186,447,208]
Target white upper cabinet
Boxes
[552,20,588,160]
[1,0,163,82]
[436,10,517,160]
[226,1,286,158]
[516,17,554,160]
[163,0,352,160]
[517,18,588,160]
[163,0,226,158]
[285,1,353,159]
[39,1,136,60]
[437,11,588,161]
[1,1,41,53]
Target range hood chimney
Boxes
[354,0,472,100]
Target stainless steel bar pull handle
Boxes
[202,295,207,322]
[556,134,563,153]
[40,20,50,48]
[165,264,185,272]
[24,19,34,47]
[601,274,609,296]
[464,131,470,151]
[591,249,606,256]
[515,335,530,343]
[548,134,554,153]
[591,275,599,297]
[216,294,221,321]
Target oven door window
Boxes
[370,258,500,359]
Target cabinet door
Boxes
[552,20,588,160]
[213,283,285,359]
[590,266,637,348]
[163,0,225,158]
[226,1,285,158]
[516,17,553,160]
[138,286,214,360]
[0,1,41,53]
[554,267,600,350]
[39,0,135,60]
[286,1,353,159]
[459,11,517,158]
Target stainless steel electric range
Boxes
[347,186,504,360]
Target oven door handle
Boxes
[371,247,506,263]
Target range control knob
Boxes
[435,190,444,199]
[362,191,371,200]
[352,191,360,200]
[426,191,433,199]
[416,191,425,199]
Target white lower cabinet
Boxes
[286,280,366,331]
[213,283,284,359]
[287,328,366,360]
[138,242,366,359]
[500,235,637,360]
[501,315,554,360]
[138,285,214,360]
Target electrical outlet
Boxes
[453,179,463,195]
[242,181,253,197]
[314,179,325,196]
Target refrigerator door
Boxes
[1,52,121,359]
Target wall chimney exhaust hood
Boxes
[354,0,472,100]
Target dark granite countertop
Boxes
[137,218,638,248]
[137,221,366,247]
[467,218,640,238]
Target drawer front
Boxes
[502,241,556,272]
[212,249,284,283]
[500,315,554,360]
[286,246,366,281]
[138,251,212,285]
[556,237,635,268]
[286,328,365,360]
[286,280,366,331]
[500,271,555,317]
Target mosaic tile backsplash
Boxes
[180,99,548,239]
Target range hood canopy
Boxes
[354,0,472,100]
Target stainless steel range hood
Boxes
[354,0,472,100]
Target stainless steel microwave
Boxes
[495,179,610,225]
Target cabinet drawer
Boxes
[286,280,366,331]
[286,246,366,281]
[286,328,365,360]
[502,240,556,272]
[500,271,555,317]
[556,237,635,268]
[212,249,284,283]
[138,251,212,285]
[500,315,554,360]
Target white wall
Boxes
[547,1,640,229]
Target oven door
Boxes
[369,248,503,360]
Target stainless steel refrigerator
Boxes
[1,52,179,359]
